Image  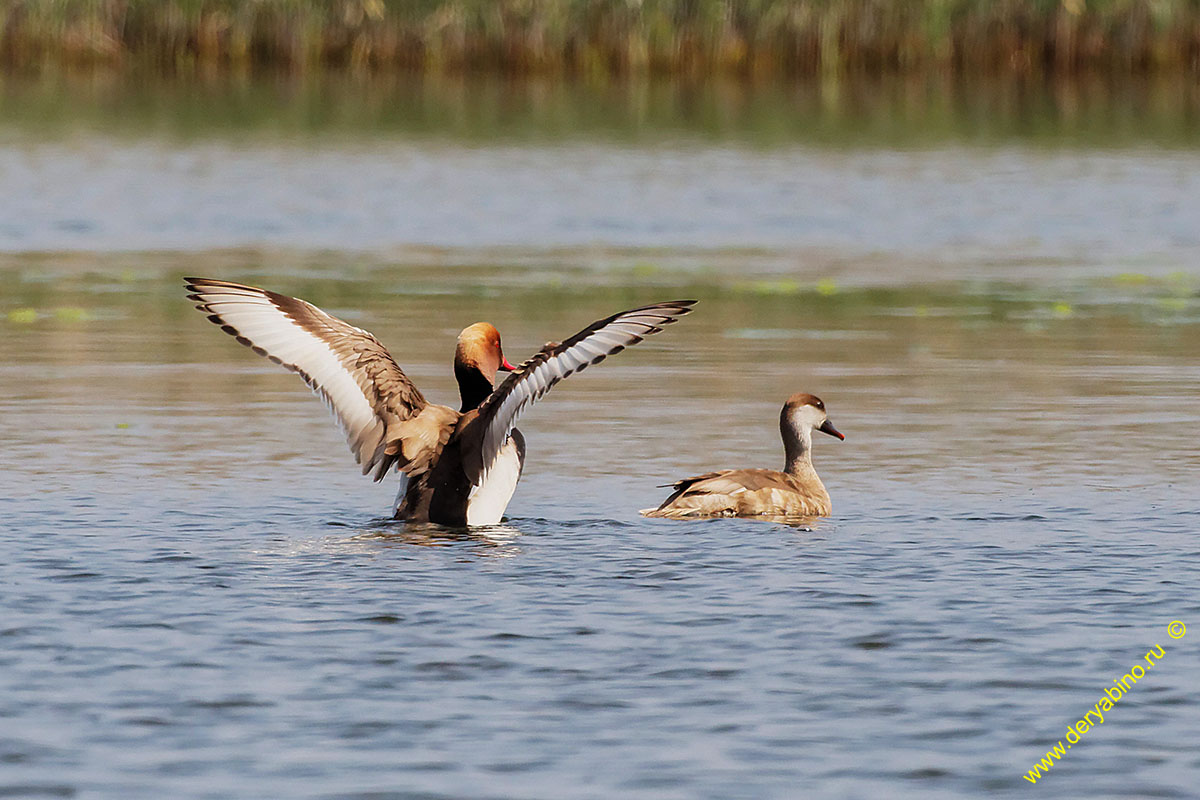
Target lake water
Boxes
[1,75,1198,799]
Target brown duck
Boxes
[642,392,844,519]
[185,278,694,526]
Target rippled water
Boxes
[2,77,1199,799]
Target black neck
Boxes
[455,363,495,412]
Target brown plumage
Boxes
[185,277,695,526]
[641,392,844,520]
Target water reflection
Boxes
[349,521,524,553]
[1,72,1197,147]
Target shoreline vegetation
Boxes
[1,1,1199,77]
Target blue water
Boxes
[1,110,1199,797]
[4,475,1198,798]
[1,143,1199,266]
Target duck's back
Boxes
[641,468,831,519]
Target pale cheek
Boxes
[792,409,822,430]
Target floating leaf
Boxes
[1113,272,1149,285]
[54,307,91,322]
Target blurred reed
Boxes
[1,0,1198,76]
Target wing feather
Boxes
[461,299,696,484]
[185,277,443,480]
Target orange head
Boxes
[454,322,516,382]
[454,322,516,411]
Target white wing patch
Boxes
[186,278,428,478]
[197,295,379,438]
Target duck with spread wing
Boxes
[185,278,694,526]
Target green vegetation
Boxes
[2,0,1199,76]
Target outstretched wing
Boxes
[461,300,696,483]
[185,277,446,480]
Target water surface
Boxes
[1,75,1198,799]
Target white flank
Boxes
[466,438,522,525]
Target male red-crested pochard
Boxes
[641,392,844,519]
[185,277,694,526]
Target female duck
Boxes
[186,277,694,526]
[642,392,843,519]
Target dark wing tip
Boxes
[657,300,696,317]
[184,276,267,294]
[624,299,697,314]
